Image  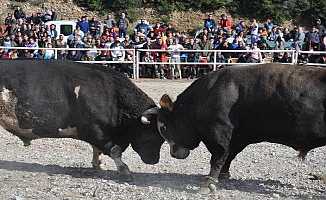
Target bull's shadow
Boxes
[0,160,324,198]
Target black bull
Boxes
[141,64,326,193]
[0,60,163,177]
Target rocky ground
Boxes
[0,79,326,200]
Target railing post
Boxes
[295,50,299,64]
[213,51,217,71]
[136,50,140,79]
[54,48,58,60]
[133,49,136,79]
[291,50,295,64]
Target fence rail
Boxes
[0,46,325,79]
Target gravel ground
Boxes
[0,79,326,200]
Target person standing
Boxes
[104,14,116,29]
[77,16,89,35]
[118,13,129,38]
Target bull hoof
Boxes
[199,186,211,194]
[92,164,103,170]
[219,172,231,179]
[92,160,103,170]
[199,176,218,194]
[118,165,131,176]
[22,140,31,146]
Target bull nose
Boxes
[140,154,160,165]
[171,146,190,159]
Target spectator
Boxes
[5,13,16,26]
[153,22,165,37]
[77,16,89,34]
[14,7,26,20]
[51,8,57,21]
[168,38,184,79]
[235,20,246,34]
[199,34,212,61]
[249,18,259,44]
[110,38,125,61]
[3,36,13,53]
[25,37,39,58]
[43,8,53,22]
[321,35,326,51]
[48,24,58,39]
[89,16,101,37]
[309,27,320,51]
[264,18,274,33]
[316,18,326,37]
[118,12,129,38]
[220,14,232,31]
[166,24,176,34]
[248,43,262,63]
[283,28,292,42]
[43,43,55,59]
[55,34,68,60]
[33,13,43,25]
[204,14,216,32]
[135,19,150,35]
[294,26,305,50]
[104,14,116,29]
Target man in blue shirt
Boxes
[204,14,216,32]
[77,16,89,34]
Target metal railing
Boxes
[298,50,326,67]
[0,46,325,79]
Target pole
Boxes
[213,51,217,71]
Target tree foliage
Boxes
[75,0,326,24]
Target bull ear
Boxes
[159,94,173,111]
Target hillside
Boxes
[0,0,231,32]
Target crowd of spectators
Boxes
[0,7,326,78]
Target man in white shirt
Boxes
[168,39,184,79]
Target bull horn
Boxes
[140,107,159,124]
[141,116,151,124]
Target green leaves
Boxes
[74,0,325,24]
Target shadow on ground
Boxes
[0,160,325,198]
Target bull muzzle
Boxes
[170,144,190,159]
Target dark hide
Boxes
[157,63,326,187]
[0,60,163,167]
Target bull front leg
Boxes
[200,123,233,194]
[91,145,103,169]
[104,141,132,181]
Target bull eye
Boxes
[161,125,167,132]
